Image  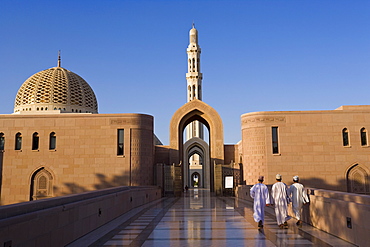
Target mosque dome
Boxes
[14,58,98,114]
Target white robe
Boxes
[250,183,271,223]
[271,181,290,225]
[289,183,309,220]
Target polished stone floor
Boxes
[70,189,355,247]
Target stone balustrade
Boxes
[0,186,161,246]
[235,185,369,247]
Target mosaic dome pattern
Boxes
[14,67,98,113]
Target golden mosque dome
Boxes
[14,54,98,114]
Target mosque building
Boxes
[0,54,154,205]
[0,25,369,205]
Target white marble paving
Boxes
[96,189,357,247]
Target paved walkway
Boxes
[69,189,356,247]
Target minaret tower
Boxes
[186,23,204,141]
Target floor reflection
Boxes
[92,188,357,247]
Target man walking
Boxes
[271,174,290,228]
[250,176,271,228]
[289,176,309,226]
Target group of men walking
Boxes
[250,174,309,229]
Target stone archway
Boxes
[346,164,370,194]
[184,137,209,189]
[169,99,224,194]
[30,167,54,201]
[191,172,201,187]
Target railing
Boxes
[0,186,161,247]
[235,185,370,247]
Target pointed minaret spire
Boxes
[57,50,61,67]
[189,23,198,44]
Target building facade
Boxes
[0,26,369,205]
[241,106,370,193]
[0,58,154,205]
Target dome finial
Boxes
[57,50,61,67]
[192,21,195,29]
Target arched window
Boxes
[15,132,22,150]
[30,168,54,200]
[360,128,367,146]
[342,128,349,146]
[32,132,39,150]
[347,164,369,194]
[0,133,4,151]
[49,132,56,150]
[192,58,195,72]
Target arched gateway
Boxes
[169,99,224,194]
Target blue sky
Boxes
[1,0,370,144]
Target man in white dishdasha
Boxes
[289,175,309,226]
[250,176,271,228]
[271,174,291,228]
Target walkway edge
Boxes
[65,197,168,247]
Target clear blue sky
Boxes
[1,0,370,144]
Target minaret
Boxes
[186,23,204,141]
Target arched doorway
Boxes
[184,137,209,188]
[191,172,201,187]
[169,99,224,194]
[30,167,54,200]
[346,164,370,194]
